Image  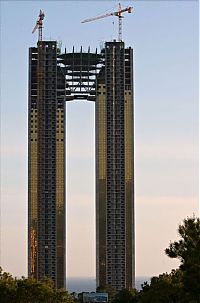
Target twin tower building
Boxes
[28,40,135,290]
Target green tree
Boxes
[138,270,183,303]
[165,216,200,302]
[0,267,17,303]
[113,288,138,303]
[15,277,55,303]
[0,267,74,303]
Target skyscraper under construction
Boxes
[96,41,134,290]
[28,38,134,290]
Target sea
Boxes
[66,277,150,293]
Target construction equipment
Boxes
[81,3,133,42]
[32,10,45,41]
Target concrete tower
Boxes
[28,41,66,288]
[96,42,134,290]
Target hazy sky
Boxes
[0,0,199,279]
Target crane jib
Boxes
[81,3,133,42]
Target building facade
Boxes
[28,40,134,290]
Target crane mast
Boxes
[32,10,45,42]
[81,3,133,41]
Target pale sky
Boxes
[0,0,199,279]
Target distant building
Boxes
[28,40,134,290]
[79,292,108,303]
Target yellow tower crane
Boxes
[32,10,45,42]
[81,3,133,42]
